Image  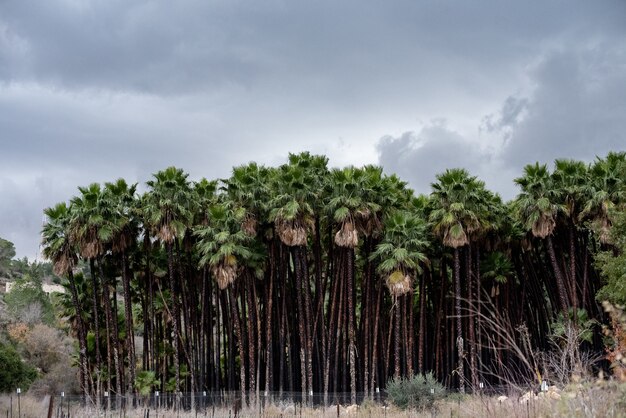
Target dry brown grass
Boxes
[2,382,626,418]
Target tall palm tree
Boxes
[42,202,90,400]
[429,168,484,393]
[70,183,122,400]
[143,167,193,394]
[371,210,429,378]
[552,159,588,312]
[104,179,139,394]
[514,163,569,313]
[581,152,626,244]
[195,198,265,400]
[267,154,322,399]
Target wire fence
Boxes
[1,386,542,417]
[26,391,390,417]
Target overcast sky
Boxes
[1,1,625,260]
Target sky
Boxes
[1,0,625,260]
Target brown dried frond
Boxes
[241,214,257,237]
[386,270,413,297]
[276,219,308,247]
[211,263,238,290]
[359,215,382,238]
[597,218,613,245]
[53,253,74,277]
[157,224,176,243]
[532,214,555,239]
[335,221,359,248]
[443,228,468,248]
[82,240,102,259]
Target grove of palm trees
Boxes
[41,151,626,406]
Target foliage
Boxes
[135,370,161,396]
[0,237,17,278]
[3,274,55,325]
[0,342,38,392]
[601,301,626,381]
[551,309,597,344]
[595,209,626,306]
[386,373,445,410]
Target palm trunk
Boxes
[228,287,246,402]
[347,248,357,404]
[88,259,102,404]
[454,247,465,393]
[418,266,427,373]
[166,242,181,394]
[121,249,136,395]
[393,295,401,378]
[99,259,122,405]
[67,268,91,402]
[568,221,578,313]
[290,247,308,398]
[546,236,569,313]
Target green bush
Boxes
[0,342,38,392]
[386,372,446,410]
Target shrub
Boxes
[386,372,446,410]
[0,342,37,392]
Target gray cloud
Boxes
[500,44,626,169]
[376,121,508,197]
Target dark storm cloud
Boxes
[500,44,626,170]
[376,41,626,201]
[376,122,496,197]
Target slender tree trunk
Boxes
[165,242,181,394]
[67,269,91,402]
[265,244,275,394]
[347,248,357,404]
[88,259,102,404]
[418,266,427,374]
[394,295,401,378]
[466,245,478,391]
[228,287,246,402]
[568,221,578,313]
[546,236,569,313]
[370,276,382,394]
[454,247,465,393]
[290,247,308,398]
[121,249,136,395]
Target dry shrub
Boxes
[28,362,80,397]
[23,324,72,373]
[7,322,29,343]
[602,301,626,381]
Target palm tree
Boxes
[42,202,90,400]
[581,152,626,244]
[70,183,122,401]
[552,159,588,312]
[143,167,194,394]
[429,168,484,393]
[195,198,265,400]
[267,154,322,399]
[104,179,139,395]
[371,210,429,379]
[514,163,569,313]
